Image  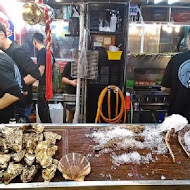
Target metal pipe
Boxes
[84,79,87,123]
[73,3,85,123]
[139,7,145,54]
[122,3,130,93]
[81,78,85,122]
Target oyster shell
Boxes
[20,165,38,183]
[23,133,43,154]
[0,154,11,169]
[0,170,3,184]
[4,162,23,185]
[24,153,35,166]
[32,124,44,134]
[0,137,8,153]
[12,150,26,162]
[2,127,23,152]
[42,159,58,182]
[35,141,58,168]
[44,132,61,144]
[58,153,91,181]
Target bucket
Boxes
[107,51,122,60]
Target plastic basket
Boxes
[107,51,122,60]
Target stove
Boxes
[126,54,172,123]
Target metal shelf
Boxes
[90,31,122,35]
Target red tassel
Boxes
[45,50,53,101]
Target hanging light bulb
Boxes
[162,25,168,32]
[168,0,178,4]
[174,26,181,33]
[154,0,163,4]
[167,25,173,33]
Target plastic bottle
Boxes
[110,13,117,32]
[9,118,16,124]
[125,92,131,110]
[158,112,163,123]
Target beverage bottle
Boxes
[110,13,117,32]
[125,92,131,110]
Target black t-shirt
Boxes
[62,62,76,94]
[0,52,22,123]
[37,48,46,86]
[4,42,41,105]
[161,50,190,122]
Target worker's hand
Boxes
[161,87,171,94]
[71,79,77,87]
[23,91,28,96]
[33,80,39,88]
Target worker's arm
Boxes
[62,77,77,87]
[0,93,19,110]
[23,63,45,85]
[38,65,45,76]
[161,56,175,95]
[24,75,37,85]
[13,48,41,84]
[161,86,171,94]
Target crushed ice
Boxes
[89,124,168,165]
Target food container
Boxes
[107,51,122,60]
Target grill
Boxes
[127,54,172,123]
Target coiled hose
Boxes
[95,85,126,123]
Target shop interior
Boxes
[1,0,190,189]
[1,0,190,124]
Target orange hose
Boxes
[95,85,126,124]
[115,91,119,117]
[108,90,111,119]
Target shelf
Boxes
[90,31,122,35]
[65,34,79,37]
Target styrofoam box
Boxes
[36,103,63,123]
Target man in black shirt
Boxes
[161,29,190,122]
[32,33,52,123]
[0,52,22,123]
[62,62,77,94]
[0,23,41,122]
[61,62,77,123]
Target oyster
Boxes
[32,124,44,133]
[35,141,58,168]
[23,133,43,154]
[4,162,23,185]
[0,170,3,184]
[0,137,8,153]
[21,165,38,183]
[0,154,11,169]
[12,150,26,162]
[2,127,23,152]
[24,153,35,166]
[44,132,61,144]
[42,159,58,182]
[58,153,91,181]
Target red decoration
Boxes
[0,17,12,37]
[37,0,53,101]
[44,5,53,101]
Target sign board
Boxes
[0,11,14,41]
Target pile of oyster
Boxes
[0,124,61,184]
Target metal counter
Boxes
[1,180,190,190]
[0,124,190,190]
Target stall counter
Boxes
[0,123,190,190]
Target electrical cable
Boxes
[95,85,126,123]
